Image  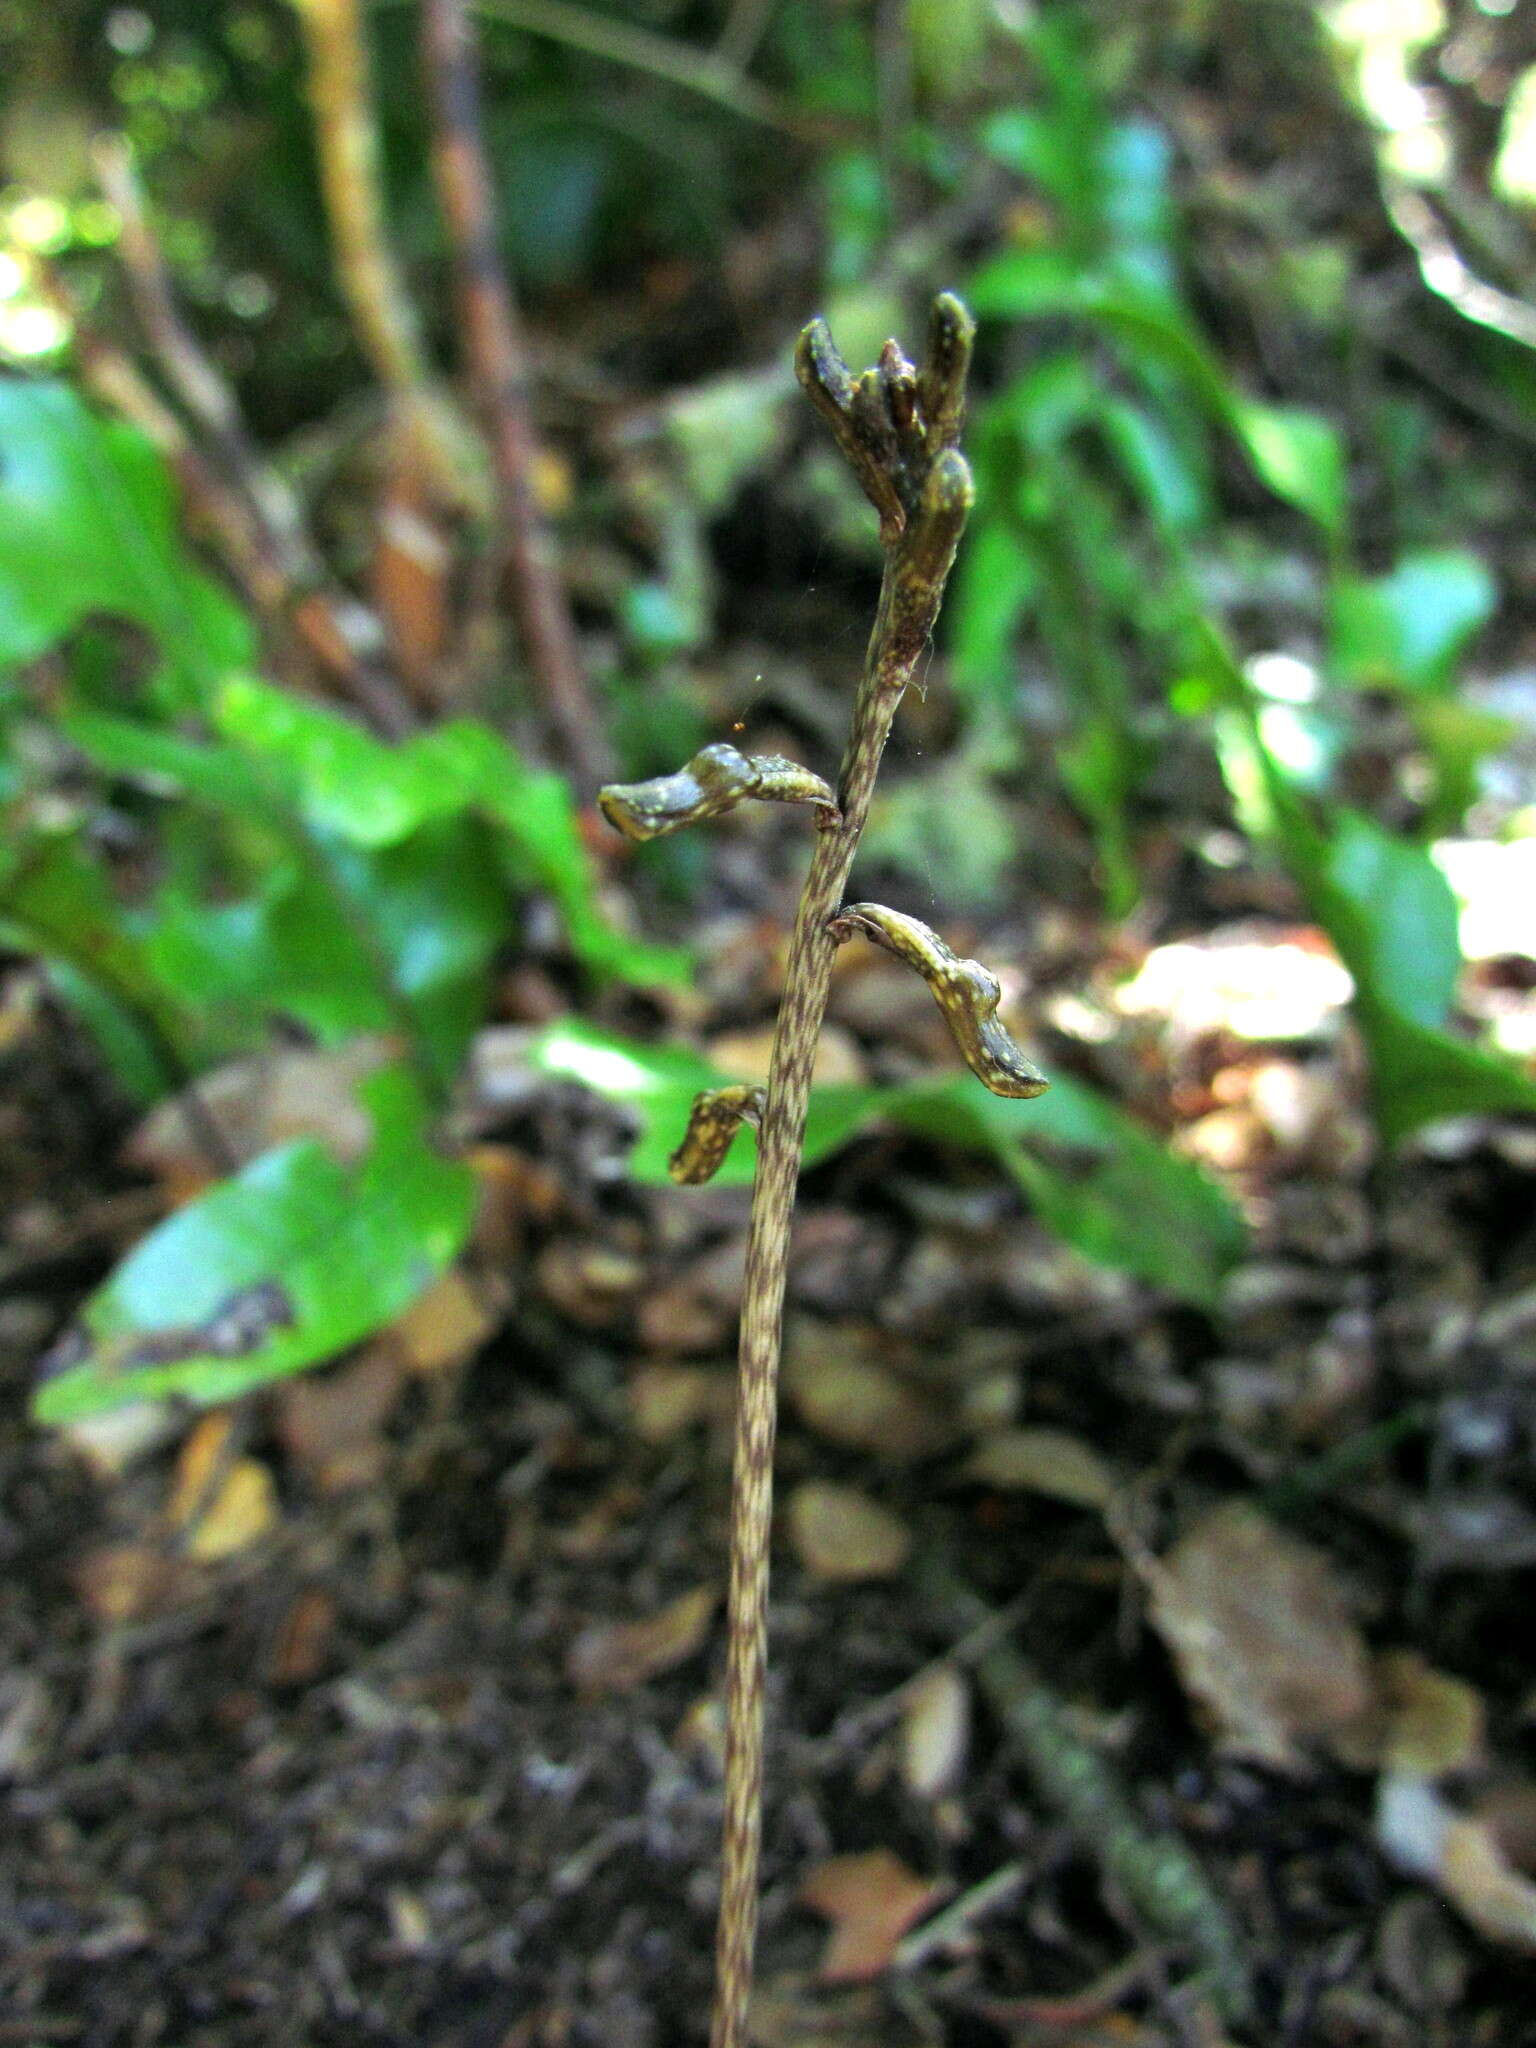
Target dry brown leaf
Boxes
[535,1239,646,1327]
[277,1345,406,1492]
[707,1023,866,1088]
[783,1328,955,1465]
[786,1482,911,1582]
[1145,1501,1371,1769]
[629,1363,732,1443]
[372,490,450,693]
[267,1586,338,1686]
[390,1268,498,1375]
[565,1584,717,1694]
[1377,1651,1487,1778]
[167,1413,279,1559]
[898,1665,970,1800]
[798,1848,944,1982]
[959,1427,1118,1509]
[126,1039,393,1182]
[74,1542,191,1625]
[61,1400,182,1479]
[746,1975,926,2048]
[1379,1774,1536,1951]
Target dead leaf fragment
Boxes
[565,1584,717,1694]
[784,1326,955,1464]
[535,1239,646,1327]
[277,1345,406,1491]
[629,1363,732,1443]
[799,1848,944,1982]
[1378,1651,1486,1778]
[960,1427,1118,1509]
[899,1665,970,1800]
[786,1482,911,1582]
[61,1400,181,1478]
[168,1413,279,1560]
[1379,1773,1536,1950]
[267,1586,338,1686]
[1145,1501,1371,1769]
[126,1039,392,1182]
[708,1023,866,1088]
[74,1542,190,1625]
[390,1268,497,1374]
[747,1974,927,2048]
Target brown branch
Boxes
[292,0,487,518]
[88,143,416,736]
[419,0,611,788]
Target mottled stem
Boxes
[709,302,974,2048]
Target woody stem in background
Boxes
[420,0,610,789]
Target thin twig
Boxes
[292,0,486,515]
[375,0,807,135]
[85,148,416,735]
[419,0,611,788]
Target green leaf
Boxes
[63,708,511,1081]
[1229,401,1348,537]
[1353,1002,1536,1147]
[213,681,690,987]
[1314,810,1462,1030]
[0,381,252,695]
[32,1065,475,1424]
[888,1074,1245,1309]
[1329,550,1496,692]
[949,517,1038,706]
[524,1019,876,1186]
[1099,396,1211,535]
[0,817,200,1088]
[527,1022,1246,1305]
[1297,811,1536,1141]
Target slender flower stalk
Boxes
[598,293,1046,2048]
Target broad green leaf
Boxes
[888,1074,1246,1309]
[0,818,201,1089]
[528,1023,1246,1305]
[966,248,1085,319]
[62,709,512,1080]
[949,517,1038,707]
[1350,1001,1536,1147]
[213,681,689,987]
[1315,810,1462,1030]
[1230,401,1348,537]
[1099,396,1211,535]
[1329,550,1496,692]
[524,1018,872,1186]
[0,381,252,695]
[32,1064,475,1424]
[909,0,989,101]
[1286,810,1536,1141]
[1493,62,1536,208]
[863,754,1016,907]
[423,722,692,989]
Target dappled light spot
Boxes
[1115,925,1355,1043]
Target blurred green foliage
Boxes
[3,0,1535,1422]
